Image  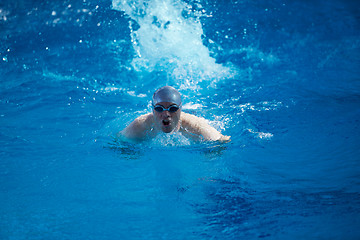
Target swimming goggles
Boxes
[153,104,180,113]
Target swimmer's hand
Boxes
[218,135,231,142]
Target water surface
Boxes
[1,0,360,239]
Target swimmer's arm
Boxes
[118,113,153,141]
[181,112,230,142]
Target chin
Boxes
[161,127,173,133]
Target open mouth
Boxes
[162,119,170,126]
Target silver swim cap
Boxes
[152,86,182,106]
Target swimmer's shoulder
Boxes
[180,111,207,125]
[181,112,216,133]
[131,113,154,131]
[180,112,203,127]
[181,111,204,120]
[137,112,154,124]
[180,112,230,142]
[119,113,154,139]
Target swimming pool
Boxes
[1,0,360,239]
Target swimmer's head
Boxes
[152,86,182,133]
[152,86,182,107]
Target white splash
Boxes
[112,0,235,86]
[182,102,203,110]
[247,129,274,140]
[152,131,191,146]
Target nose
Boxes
[163,110,171,117]
[158,109,171,117]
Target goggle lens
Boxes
[154,105,180,113]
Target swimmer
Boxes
[119,86,230,142]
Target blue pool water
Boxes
[1,0,360,239]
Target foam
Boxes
[112,0,236,87]
[151,132,192,147]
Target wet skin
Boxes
[153,102,181,133]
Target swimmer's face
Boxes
[153,102,181,133]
